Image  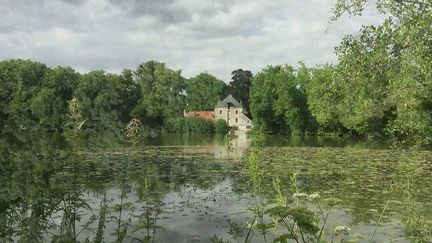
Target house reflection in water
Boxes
[174,132,251,159]
[214,131,250,159]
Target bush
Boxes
[215,119,230,134]
[163,117,215,133]
[163,117,186,133]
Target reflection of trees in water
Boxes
[0,133,237,242]
[1,131,431,242]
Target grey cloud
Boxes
[0,0,384,81]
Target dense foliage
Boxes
[228,69,253,115]
[247,0,432,146]
[249,64,317,135]
[131,61,186,126]
[0,60,229,137]
[327,0,432,145]
[163,117,215,133]
[214,119,230,134]
[186,72,228,111]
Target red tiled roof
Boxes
[183,111,215,121]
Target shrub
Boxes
[185,117,215,133]
[163,117,186,133]
[163,117,215,133]
[215,119,230,134]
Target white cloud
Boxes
[0,0,384,81]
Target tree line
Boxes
[0,60,252,138]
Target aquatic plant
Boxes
[125,118,142,148]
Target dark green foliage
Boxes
[0,59,185,137]
[163,117,215,133]
[131,61,186,124]
[113,69,141,124]
[30,67,78,132]
[73,71,123,136]
[186,73,228,111]
[228,69,253,114]
[0,59,47,134]
[250,64,317,135]
[163,117,186,133]
[215,119,230,134]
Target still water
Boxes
[0,133,431,242]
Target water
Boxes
[0,133,431,242]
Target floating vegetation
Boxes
[0,135,431,242]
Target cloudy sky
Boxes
[0,0,383,81]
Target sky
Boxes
[0,0,383,82]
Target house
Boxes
[183,111,216,121]
[183,95,253,131]
[214,95,253,131]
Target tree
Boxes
[332,0,432,144]
[250,64,316,134]
[131,61,186,126]
[0,59,47,134]
[306,65,345,133]
[250,66,281,133]
[185,72,228,111]
[228,69,253,114]
[112,69,141,123]
[331,0,432,23]
[73,71,123,135]
[30,66,78,132]
[334,21,400,135]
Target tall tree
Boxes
[250,64,316,134]
[185,72,228,111]
[0,59,47,134]
[335,21,400,135]
[73,71,123,135]
[112,69,141,123]
[131,61,186,125]
[228,69,253,114]
[30,66,78,132]
[332,0,432,144]
[306,64,344,133]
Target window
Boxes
[219,110,222,115]
[235,110,238,114]
[227,118,230,122]
[235,118,238,123]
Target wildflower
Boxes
[334,225,351,235]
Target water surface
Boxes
[1,134,431,242]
